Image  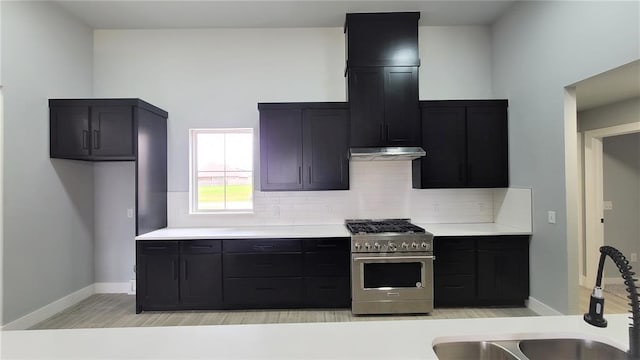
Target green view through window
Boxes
[190,128,253,212]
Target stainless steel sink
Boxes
[518,338,627,360]
[433,337,627,360]
[433,341,520,360]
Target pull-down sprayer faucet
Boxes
[584,245,640,360]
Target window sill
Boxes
[189,210,255,216]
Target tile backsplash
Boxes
[169,161,494,227]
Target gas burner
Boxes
[345,219,425,235]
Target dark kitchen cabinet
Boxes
[50,101,137,160]
[344,12,420,68]
[222,238,350,309]
[413,100,508,189]
[433,236,529,307]
[348,66,420,147]
[136,241,180,312]
[302,238,350,307]
[259,103,349,191]
[477,237,529,304]
[222,238,304,309]
[50,99,168,236]
[434,238,476,306]
[136,240,222,313]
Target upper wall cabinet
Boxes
[345,12,421,148]
[50,99,166,161]
[49,98,168,235]
[345,12,420,68]
[348,66,420,147]
[259,102,350,191]
[412,100,509,189]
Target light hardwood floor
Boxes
[30,294,537,330]
[29,286,631,330]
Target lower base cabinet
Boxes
[434,236,529,307]
[136,238,350,313]
[136,240,222,313]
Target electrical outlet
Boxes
[547,211,556,224]
[603,201,613,210]
[127,208,134,218]
[631,253,638,262]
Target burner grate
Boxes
[345,219,425,234]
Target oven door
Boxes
[352,253,433,302]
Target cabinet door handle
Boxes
[458,163,464,182]
[385,124,390,141]
[468,164,473,183]
[308,167,312,184]
[172,260,178,281]
[82,130,89,150]
[145,246,168,251]
[190,245,213,249]
[253,245,274,251]
[183,260,188,280]
[93,130,100,149]
[317,244,337,248]
[298,166,302,184]
[379,124,384,142]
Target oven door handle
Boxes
[353,255,434,261]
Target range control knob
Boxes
[364,243,371,250]
[421,242,430,250]
[374,242,381,250]
[401,242,409,250]
[411,242,419,249]
[354,243,361,250]
[388,242,397,251]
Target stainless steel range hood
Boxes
[349,147,426,161]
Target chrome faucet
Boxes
[584,245,640,360]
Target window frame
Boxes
[189,128,254,214]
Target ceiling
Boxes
[575,60,640,111]
[53,1,638,110]
[54,0,517,29]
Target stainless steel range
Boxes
[346,219,434,315]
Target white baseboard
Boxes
[526,297,563,316]
[1,284,95,331]
[94,282,131,294]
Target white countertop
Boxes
[135,223,531,240]
[1,314,630,359]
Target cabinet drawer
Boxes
[435,250,475,275]
[223,253,302,277]
[435,274,476,305]
[224,278,303,307]
[138,241,179,255]
[477,236,528,250]
[305,277,350,308]
[435,237,475,251]
[303,252,350,277]
[223,239,301,253]
[181,240,221,254]
[302,238,350,252]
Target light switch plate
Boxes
[547,211,556,224]
[603,201,613,210]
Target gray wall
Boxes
[492,1,639,314]
[603,133,640,276]
[1,1,94,324]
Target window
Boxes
[190,128,253,212]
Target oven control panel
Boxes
[351,236,433,253]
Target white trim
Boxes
[526,297,563,316]
[564,87,580,314]
[583,122,640,287]
[94,282,131,294]
[1,284,95,330]
[0,87,4,326]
